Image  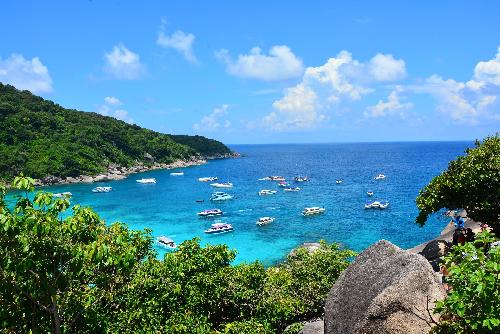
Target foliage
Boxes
[0,177,355,333]
[431,231,500,334]
[0,83,231,181]
[415,134,500,233]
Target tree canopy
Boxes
[416,134,500,233]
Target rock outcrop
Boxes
[324,240,446,334]
[298,320,324,334]
[289,242,322,257]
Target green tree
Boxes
[415,134,500,233]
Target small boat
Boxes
[284,187,301,192]
[198,176,218,182]
[374,174,386,180]
[196,199,204,203]
[92,186,112,193]
[170,172,184,176]
[136,178,156,184]
[53,192,72,198]
[278,181,290,188]
[294,176,309,182]
[258,176,272,181]
[204,222,234,234]
[211,192,234,201]
[256,217,275,226]
[365,200,389,209]
[302,207,326,216]
[335,180,343,184]
[156,236,177,249]
[197,209,224,217]
[210,182,233,188]
[271,176,286,181]
[367,191,374,196]
[259,189,277,196]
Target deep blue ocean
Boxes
[7,142,472,265]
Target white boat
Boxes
[198,176,218,182]
[170,172,184,176]
[302,207,326,216]
[156,236,177,249]
[256,217,275,226]
[367,191,374,196]
[294,176,309,182]
[136,178,156,184]
[258,177,272,181]
[278,181,290,188]
[284,187,301,192]
[204,222,234,234]
[271,176,286,181]
[197,209,223,217]
[53,192,72,198]
[335,180,343,184]
[259,189,277,196]
[92,186,112,193]
[365,200,389,209]
[210,182,233,188]
[374,174,386,180]
[211,192,234,201]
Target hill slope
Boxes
[0,83,232,180]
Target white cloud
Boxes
[473,46,500,85]
[0,54,53,93]
[103,43,146,80]
[368,53,407,81]
[193,104,231,131]
[97,96,134,123]
[216,45,304,81]
[364,86,413,118]
[157,30,197,63]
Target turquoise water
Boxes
[7,142,472,265]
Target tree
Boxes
[416,134,500,233]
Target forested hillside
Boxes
[0,83,232,180]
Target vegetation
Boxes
[0,83,232,182]
[416,134,500,234]
[0,176,355,333]
[431,231,500,334]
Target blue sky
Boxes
[1,1,499,144]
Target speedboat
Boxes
[365,200,389,209]
[170,172,184,176]
[256,217,275,226]
[211,192,234,201]
[294,176,309,182]
[156,236,177,250]
[335,180,343,184]
[136,178,156,184]
[259,189,277,196]
[367,191,374,196]
[210,182,233,188]
[374,174,386,180]
[198,176,218,182]
[204,222,234,234]
[302,207,326,216]
[271,176,286,181]
[197,209,223,217]
[278,181,290,188]
[53,192,72,198]
[284,187,301,192]
[92,186,112,193]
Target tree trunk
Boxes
[52,295,61,334]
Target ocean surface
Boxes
[7,142,472,265]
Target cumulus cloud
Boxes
[473,46,500,85]
[157,30,197,63]
[364,86,413,118]
[193,104,231,131]
[216,45,304,81]
[265,50,406,130]
[103,43,146,80]
[97,96,134,123]
[0,54,53,93]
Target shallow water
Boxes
[7,142,472,265]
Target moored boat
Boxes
[259,189,277,196]
[136,178,156,184]
[367,191,374,196]
[335,179,343,184]
[210,192,234,201]
[256,217,275,226]
[294,176,309,182]
[204,222,234,234]
[374,174,386,180]
[156,236,177,249]
[210,182,233,188]
[197,209,224,217]
[302,207,326,216]
[364,200,389,209]
[278,181,290,188]
[198,176,218,182]
[284,187,301,192]
[92,186,112,193]
[53,192,72,198]
[170,172,184,176]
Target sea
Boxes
[6,142,473,266]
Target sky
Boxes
[1,1,499,144]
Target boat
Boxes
[198,176,218,182]
[335,179,343,184]
[256,217,275,226]
[210,182,233,188]
[374,174,386,180]
[195,199,204,203]
[53,192,72,198]
[302,207,326,216]
[259,189,277,196]
[92,186,112,193]
[136,178,156,184]
[210,192,234,201]
[294,176,309,182]
[197,209,224,217]
[258,177,272,181]
[367,191,374,196]
[170,172,184,176]
[204,222,234,234]
[284,187,301,192]
[259,176,285,181]
[365,200,389,209]
[156,236,177,249]
[278,181,290,188]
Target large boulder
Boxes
[324,240,446,334]
[298,320,324,334]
